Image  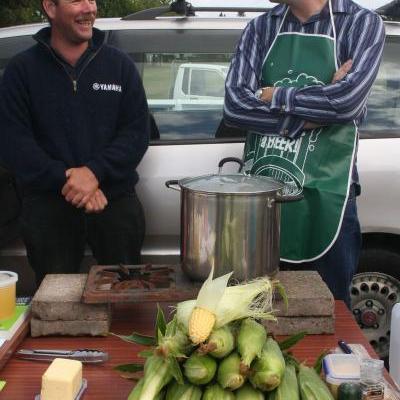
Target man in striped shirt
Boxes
[224,0,385,307]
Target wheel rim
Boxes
[351,272,400,358]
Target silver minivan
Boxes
[0,4,399,356]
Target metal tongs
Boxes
[15,349,109,364]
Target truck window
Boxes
[138,53,231,141]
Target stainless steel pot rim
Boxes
[178,173,284,195]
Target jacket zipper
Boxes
[72,50,99,93]
[41,41,101,93]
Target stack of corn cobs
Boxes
[114,268,334,400]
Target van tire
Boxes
[358,246,400,282]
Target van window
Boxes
[109,29,240,142]
[361,36,400,137]
[0,35,36,79]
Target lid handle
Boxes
[218,157,245,175]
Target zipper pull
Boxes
[73,80,78,92]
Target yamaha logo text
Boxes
[92,83,122,92]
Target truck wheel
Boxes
[350,272,400,358]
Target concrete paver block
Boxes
[265,315,335,335]
[32,274,110,321]
[274,271,334,317]
[31,318,110,337]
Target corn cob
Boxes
[128,377,165,400]
[238,318,267,368]
[134,355,173,400]
[202,383,235,400]
[207,324,235,359]
[249,337,285,392]
[298,364,334,400]
[183,353,217,385]
[165,380,202,400]
[268,363,299,400]
[127,378,144,400]
[236,383,265,399]
[189,306,216,344]
[217,352,246,391]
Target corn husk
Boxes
[183,353,217,385]
[206,324,235,359]
[237,318,266,368]
[165,380,202,400]
[235,383,264,399]
[298,364,334,400]
[202,383,235,400]
[217,352,246,391]
[268,363,299,400]
[249,337,285,392]
[131,355,173,400]
[177,277,276,331]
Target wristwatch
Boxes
[255,87,267,100]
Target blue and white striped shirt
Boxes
[224,0,385,139]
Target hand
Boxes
[332,59,353,84]
[260,86,276,102]
[304,121,323,129]
[62,166,99,207]
[85,189,108,213]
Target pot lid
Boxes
[180,173,284,194]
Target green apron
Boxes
[243,3,358,262]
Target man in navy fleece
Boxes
[0,0,150,285]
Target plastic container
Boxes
[389,303,400,390]
[360,358,384,399]
[323,354,361,399]
[0,271,18,321]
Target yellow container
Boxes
[0,271,18,321]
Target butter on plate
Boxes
[40,358,83,400]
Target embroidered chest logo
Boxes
[92,83,122,92]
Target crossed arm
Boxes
[224,11,385,139]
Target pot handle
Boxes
[275,192,304,203]
[165,180,181,192]
[218,157,245,174]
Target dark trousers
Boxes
[281,185,362,308]
[20,191,145,286]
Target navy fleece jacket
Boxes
[0,27,149,199]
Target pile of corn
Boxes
[115,271,334,400]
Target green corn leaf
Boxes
[155,304,167,338]
[114,363,144,373]
[114,363,144,380]
[167,355,184,385]
[279,331,307,350]
[138,350,154,358]
[165,315,177,337]
[314,350,329,374]
[110,332,156,346]
[283,352,300,370]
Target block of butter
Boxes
[40,358,83,400]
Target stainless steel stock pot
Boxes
[166,157,302,281]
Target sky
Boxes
[190,0,390,10]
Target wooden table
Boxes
[0,301,376,399]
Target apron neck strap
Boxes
[278,0,338,70]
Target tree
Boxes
[0,1,43,27]
[97,0,172,18]
[0,0,172,28]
